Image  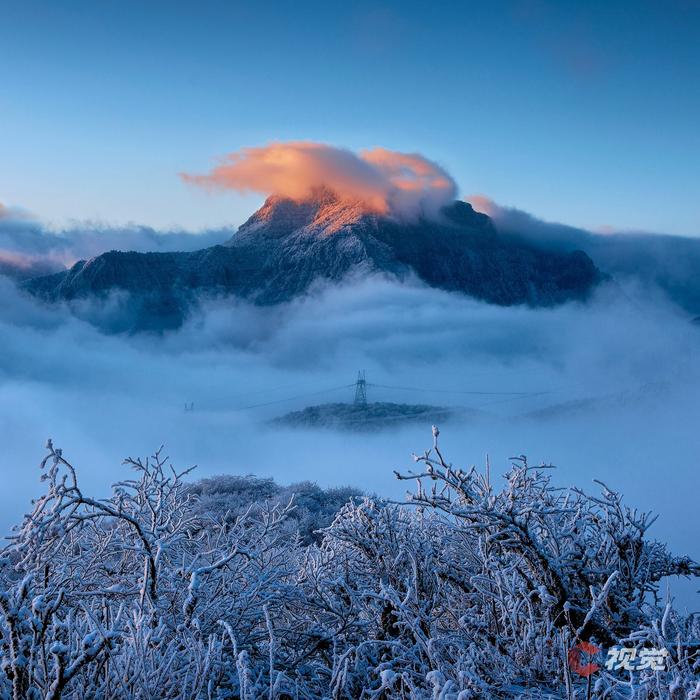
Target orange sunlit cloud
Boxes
[181,142,457,219]
[465,194,497,216]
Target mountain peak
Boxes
[231,187,382,243]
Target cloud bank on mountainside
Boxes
[468,195,700,315]
[0,203,231,279]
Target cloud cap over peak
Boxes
[181,142,457,219]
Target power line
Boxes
[234,384,355,411]
[188,374,553,415]
[367,382,551,397]
[472,394,553,408]
[230,381,312,399]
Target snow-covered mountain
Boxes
[23,189,601,329]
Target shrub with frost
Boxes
[0,430,698,699]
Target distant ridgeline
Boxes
[270,401,456,432]
[271,372,464,432]
[22,189,601,331]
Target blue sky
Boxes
[1,0,698,234]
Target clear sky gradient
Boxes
[1,0,698,235]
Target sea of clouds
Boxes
[1,269,699,606]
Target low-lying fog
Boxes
[1,275,698,607]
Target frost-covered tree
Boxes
[188,474,362,545]
[0,430,698,699]
[0,442,294,699]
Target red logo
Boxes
[568,641,601,677]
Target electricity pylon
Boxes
[354,370,367,407]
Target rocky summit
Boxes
[22,189,601,330]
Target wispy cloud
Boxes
[0,204,231,279]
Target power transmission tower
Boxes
[354,370,367,407]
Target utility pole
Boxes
[354,370,367,407]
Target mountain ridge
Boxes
[22,191,601,330]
